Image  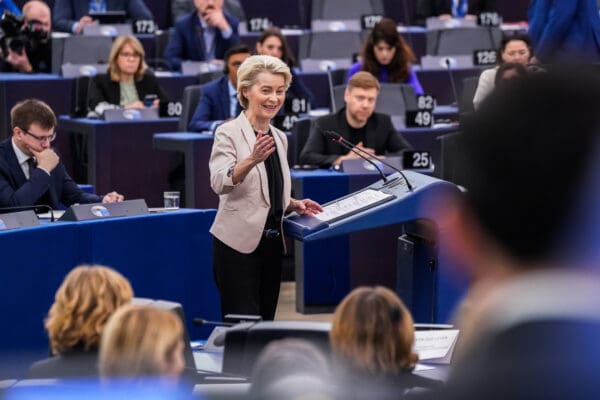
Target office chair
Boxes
[291,117,313,166]
[311,0,384,31]
[179,85,202,131]
[426,27,502,56]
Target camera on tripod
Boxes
[0,11,49,55]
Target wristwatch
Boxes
[227,165,234,178]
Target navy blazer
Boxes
[0,138,102,208]
[528,0,600,62]
[188,75,237,132]
[163,11,240,71]
[53,0,153,33]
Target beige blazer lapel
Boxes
[238,112,270,206]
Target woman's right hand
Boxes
[250,131,276,164]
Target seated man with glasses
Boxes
[0,98,124,208]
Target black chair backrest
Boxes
[332,83,416,115]
[72,75,92,117]
[459,76,480,114]
[179,85,202,131]
[298,31,363,60]
[291,117,313,166]
[311,0,384,20]
[198,70,224,85]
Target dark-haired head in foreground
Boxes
[434,67,600,399]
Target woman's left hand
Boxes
[289,198,323,216]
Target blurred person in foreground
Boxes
[0,99,123,208]
[249,338,332,400]
[1,0,51,73]
[431,67,600,398]
[330,286,442,399]
[99,304,185,380]
[209,55,322,321]
[88,35,168,117]
[29,265,133,378]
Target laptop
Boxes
[339,156,403,174]
[88,11,127,24]
[61,63,108,78]
[426,17,477,30]
[181,61,222,76]
[103,108,159,121]
[420,55,474,70]
[301,58,353,73]
[82,23,133,36]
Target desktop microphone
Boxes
[445,58,460,107]
[321,129,389,183]
[0,204,55,222]
[320,128,414,191]
[192,318,235,327]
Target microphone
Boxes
[0,204,55,222]
[322,129,389,183]
[321,128,414,191]
[445,58,460,107]
[192,318,235,327]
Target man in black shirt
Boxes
[299,71,411,168]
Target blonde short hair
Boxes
[45,265,133,355]
[99,305,184,377]
[236,55,292,109]
[108,35,147,82]
[330,286,418,374]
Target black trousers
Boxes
[212,234,283,321]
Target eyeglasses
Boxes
[21,128,56,142]
[119,52,142,59]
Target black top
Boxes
[29,350,99,379]
[260,130,284,229]
[299,107,412,168]
[87,70,169,110]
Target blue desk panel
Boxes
[288,170,468,322]
[0,209,219,376]
[58,117,180,207]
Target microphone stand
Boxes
[322,129,414,191]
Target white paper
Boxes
[414,329,459,364]
[314,189,393,223]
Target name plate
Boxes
[414,329,459,364]
[59,199,149,221]
[103,108,159,121]
[0,211,39,230]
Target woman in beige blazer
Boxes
[209,55,322,321]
